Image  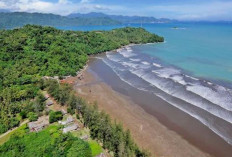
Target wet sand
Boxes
[64,65,211,157]
[64,56,232,157]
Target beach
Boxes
[64,53,232,157]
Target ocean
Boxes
[58,22,232,155]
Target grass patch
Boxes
[71,127,90,138]
[71,128,103,156]
[89,140,103,156]
[0,124,28,146]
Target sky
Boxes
[0,0,232,21]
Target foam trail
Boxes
[185,75,199,81]
[153,63,162,68]
[130,58,141,62]
[186,84,232,112]
[105,46,232,123]
[139,72,232,124]
[142,61,150,65]
[101,58,232,145]
[155,93,232,145]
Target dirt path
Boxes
[0,120,29,139]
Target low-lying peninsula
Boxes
[0,25,164,157]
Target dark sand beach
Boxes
[65,56,232,157]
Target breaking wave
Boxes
[101,46,232,145]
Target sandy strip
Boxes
[64,69,211,157]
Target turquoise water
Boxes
[135,23,232,84]
[59,23,232,84]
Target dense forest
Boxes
[0,24,163,156]
[0,12,120,29]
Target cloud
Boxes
[0,2,6,7]
[0,0,231,21]
[80,0,93,4]
[148,1,232,21]
[58,0,69,4]
[0,0,123,15]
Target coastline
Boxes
[64,61,212,157]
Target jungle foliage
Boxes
[0,24,163,137]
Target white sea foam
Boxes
[110,58,232,123]
[152,68,180,79]
[142,61,150,65]
[121,62,138,69]
[101,58,232,145]
[129,58,141,62]
[186,84,232,112]
[151,69,187,85]
[185,75,199,81]
[106,52,122,62]
[171,75,187,85]
[102,58,232,144]
[118,50,136,58]
[153,63,162,68]
[101,48,232,145]
[144,73,232,123]
[125,46,133,52]
[155,93,232,145]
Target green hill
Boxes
[0,12,120,29]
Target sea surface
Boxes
[59,22,232,149]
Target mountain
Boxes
[0,9,10,13]
[68,12,173,23]
[68,12,107,18]
[0,12,120,29]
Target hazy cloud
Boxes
[0,0,122,15]
[0,0,231,20]
[80,0,93,4]
[148,1,232,21]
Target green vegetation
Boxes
[45,80,149,157]
[67,139,92,157]
[0,125,92,157]
[49,111,63,123]
[0,12,120,29]
[0,24,163,156]
[0,25,163,135]
[27,112,38,122]
[0,124,28,146]
[89,140,103,156]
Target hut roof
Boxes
[45,99,53,106]
[63,124,79,133]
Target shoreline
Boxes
[64,61,212,157]
[63,43,232,157]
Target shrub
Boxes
[67,139,92,157]
[20,111,27,119]
[27,112,38,122]
[49,111,63,123]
